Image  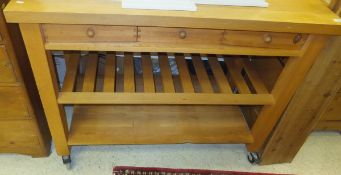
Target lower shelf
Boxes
[68,105,253,145]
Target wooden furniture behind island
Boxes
[0,0,50,157]
[3,0,341,165]
[258,0,341,164]
[315,0,341,131]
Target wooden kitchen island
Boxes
[4,0,341,167]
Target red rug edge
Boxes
[113,166,293,175]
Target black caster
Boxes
[247,152,261,164]
[62,155,72,170]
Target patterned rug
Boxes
[113,166,291,175]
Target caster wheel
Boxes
[247,152,260,164]
[62,155,72,170]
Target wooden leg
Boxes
[19,23,70,156]
[260,36,341,165]
[247,35,329,152]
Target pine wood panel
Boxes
[0,86,29,119]
[0,120,40,155]
[68,105,253,145]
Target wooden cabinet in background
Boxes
[0,0,51,157]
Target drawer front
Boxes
[0,46,16,82]
[42,24,138,43]
[138,27,224,45]
[0,86,29,119]
[222,31,308,49]
[0,120,40,154]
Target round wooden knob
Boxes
[263,34,272,43]
[293,33,302,44]
[86,28,96,38]
[179,30,187,39]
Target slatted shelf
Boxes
[58,52,274,105]
[60,51,266,145]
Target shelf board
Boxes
[58,92,274,105]
[68,105,253,145]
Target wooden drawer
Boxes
[42,24,138,43]
[0,86,29,119]
[138,27,224,45]
[0,120,40,155]
[0,45,16,82]
[222,31,308,49]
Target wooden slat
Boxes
[158,53,175,93]
[58,92,275,105]
[123,52,135,92]
[191,55,213,93]
[141,53,155,93]
[62,53,80,92]
[239,59,269,94]
[103,53,116,92]
[175,54,194,93]
[82,53,98,92]
[224,58,251,94]
[207,56,232,93]
[69,105,253,145]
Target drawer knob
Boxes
[293,34,303,44]
[179,31,187,39]
[263,34,272,43]
[86,28,96,38]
